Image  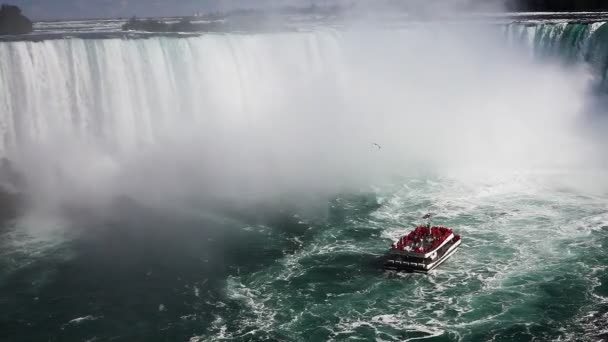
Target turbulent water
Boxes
[1,15,608,342]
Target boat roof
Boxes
[390,233,455,258]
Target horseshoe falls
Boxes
[506,21,608,91]
[1,19,608,342]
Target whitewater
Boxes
[1,17,608,341]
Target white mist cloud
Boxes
[3,22,600,214]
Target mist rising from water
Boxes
[0,25,600,214]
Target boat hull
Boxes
[384,239,461,273]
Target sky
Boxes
[7,0,508,20]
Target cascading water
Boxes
[0,27,597,208]
[505,21,608,90]
[0,20,607,342]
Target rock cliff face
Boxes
[0,5,33,35]
[0,158,24,225]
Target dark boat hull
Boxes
[384,239,461,273]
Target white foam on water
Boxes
[66,315,98,325]
[205,171,608,340]
[61,315,100,331]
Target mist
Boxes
[0,22,602,218]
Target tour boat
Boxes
[384,218,461,273]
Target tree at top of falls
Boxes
[0,4,32,35]
[122,17,171,32]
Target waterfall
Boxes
[0,32,345,155]
[0,26,595,207]
[506,21,608,89]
